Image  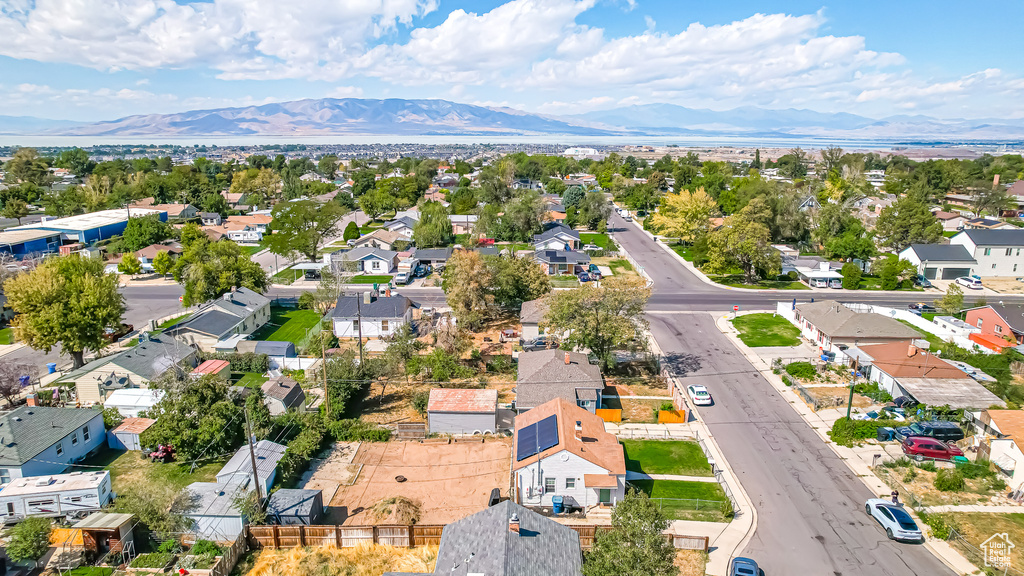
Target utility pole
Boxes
[244,409,263,501]
[847,358,858,420]
[357,295,364,366]
[321,330,330,419]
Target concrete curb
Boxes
[713,312,979,576]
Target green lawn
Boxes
[579,233,611,249]
[360,224,384,234]
[157,313,192,330]
[233,372,269,388]
[710,274,810,290]
[621,440,712,477]
[857,275,924,291]
[64,567,114,576]
[550,275,580,288]
[272,267,304,285]
[0,328,14,345]
[351,274,393,284]
[241,245,264,256]
[731,313,803,347]
[670,244,694,262]
[319,245,346,254]
[628,479,731,522]
[249,306,322,344]
[73,448,224,495]
[943,230,958,238]
[607,259,634,274]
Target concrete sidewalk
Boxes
[923,504,1024,513]
[625,471,717,483]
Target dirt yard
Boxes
[981,276,1024,294]
[804,386,873,410]
[325,439,512,526]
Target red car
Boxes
[901,436,964,462]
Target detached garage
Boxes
[427,389,498,435]
[899,244,977,280]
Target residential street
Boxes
[609,213,956,575]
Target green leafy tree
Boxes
[441,250,494,330]
[152,250,175,276]
[6,517,52,565]
[582,488,676,576]
[264,199,348,261]
[488,254,551,309]
[576,191,611,231]
[650,187,717,243]
[545,276,650,369]
[121,214,171,252]
[232,490,267,525]
[4,255,125,368]
[873,255,917,290]
[935,283,964,315]
[54,147,95,176]
[245,389,273,439]
[705,206,781,284]
[840,262,862,290]
[43,185,87,217]
[874,196,943,251]
[118,251,143,276]
[2,199,30,224]
[141,376,244,460]
[413,201,455,248]
[359,188,395,221]
[318,155,339,179]
[229,168,281,209]
[103,406,124,429]
[4,148,51,186]
[200,192,229,216]
[563,185,585,208]
[179,222,207,249]
[343,221,360,241]
[172,238,269,306]
[112,483,193,537]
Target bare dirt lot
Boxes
[325,439,512,526]
[981,276,1024,294]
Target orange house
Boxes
[965,304,1024,346]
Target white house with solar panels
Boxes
[512,398,626,511]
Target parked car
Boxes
[588,264,601,275]
[521,337,560,352]
[956,276,983,290]
[393,272,410,285]
[914,275,933,288]
[810,278,829,288]
[907,303,936,314]
[865,498,923,542]
[499,329,519,343]
[577,272,591,282]
[415,264,432,278]
[103,323,134,343]
[687,385,713,406]
[893,420,965,443]
[582,243,601,251]
[890,396,918,409]
[829,278,843,289]
[901,435,964,461]
[729,557,759,576]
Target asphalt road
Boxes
[610,213,956,575]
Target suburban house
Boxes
[381,216,417,238]
[965,217,1016,230]
[513,398,626,511]
[844,341,1003,409]
[533,224,581,251]
[933,210,966,231]
[200,212,223,226]
[135,243,182,270]
[515,349,604,413]
[412,247,453,268]
[971,409,1024,492]
[331,293,413,338]
[266,489,324,526]
[898,244,977,280]
[222,192,245,209]
[0,406,106,482]
[450,214,478,234]
[129,202,198,221]
[383,500,582,576]
[351,229,405,251]
[950,229,1024,277]
[534,250,590,276]
[426,388,499,434]
[167,288,271,351]
[965,304,1024,346]
[62,334,198,406]
[261,376,306,415]
[217,440,287,497]
[792,300,922,354]
[519,297,550,341]
[332,247,399,275]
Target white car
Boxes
[687,385,713,406]
[955,276,983,290]
[865,498,923,542]
[582,244,601,251]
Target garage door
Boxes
[923,268,938,280]
[942,268,971,279]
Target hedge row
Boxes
[200,351,270,373]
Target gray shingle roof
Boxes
[208,288,270,318]
[533,250,590,265]
[516,349,603,410]
[904,243,977,263]
[383,216,418,229]
[413,247,454,261]
[216,440,286,486]
[261,376,305,407]
[519,298,550,325]
[982,303,1024,334]
[332,295,411,319]
[795,300,922,340]
[533,224,580,243]
[61,334,195,383]
[0,406,104,467]
[961,228,1024,246]
[176,310,242,337]
[335,246,398,262]
[431,500,582,576]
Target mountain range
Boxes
[2,98,1024,141]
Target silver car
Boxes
[865,498,923,542]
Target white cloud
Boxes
[536,96,615,114]
[644,15,656,31]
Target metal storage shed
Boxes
[427,388,498,435]
[107,417,156,451]
[254,341,296,358]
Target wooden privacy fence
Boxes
[595,408,622,422]
[248,524,707,552]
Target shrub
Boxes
[189,540,222,557]
[958,459,995,480]
[785,361,817,380]
[934,469,965,492]
[919,461,937,473]
[298,292,316,310]
[201,352,270,373]
[130,553,174,569]
[787,270,798,280]
[781,375,793,387]
[920,512,956,539]
[902,467,917,483]
[411,391,430,416]
[840,262,862,290]
[990,477,1008,491]
[277,417,327,488]
[487,355,515,374]
[6,517,51,564]
[158,539,182,554]
[852,382,893,403]
[343,221,360,241]
[328,419,392,442]
[828,417,905,447]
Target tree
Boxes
[264,199,348,262]
[229,168,281,209]
[582,488,676,576]
[0,362,31,407]
[4,148,50,186]
[5,255,125,368]
[873,256,917,290]
[112,482,193,537]
[840,262,862,290]
[121,214,171,252]
[200,192,229,216]
[54,147,95,176]
[650,187,717,243]
[935,283,964,315]
[232,490,267,525]
[172,238,269,306]
[318,155,339,180]
[359,188,395,221]
[441,250,493,330]
[2,199,29,224]
[343,221,360,241]
[819,146,844,176]
[705,208,781,284]
[970,186,1013,217]
[6,517,52,565]
[118,251,143,276]
[141,376,244,460]
[545,276,650,369]
[563,185,585,208]
[487,255,551,309]
[152,250,175,276]
[179,222,207,249]
[413,201,455,248]
[874,197,943,251]
[576,191,611,231]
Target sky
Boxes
[0,0,1022,123]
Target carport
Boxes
[896,377,1004,409]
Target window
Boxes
[978,319,984,327]
[1016,264,1019,273]
[566,478,576,489]
[1018,249,1021,257]
[82,426,90,441]
[5,503,12,516]
[544,478,555,493]
[0,469,9,484]
[996,325,1003,334]
[1008,248,1014,256]
[985,248,992,256]
[70,496,82,503]
[381,320,389,331]
[993,264,998,269]
[55,442,63,456]
[71,432,78,446]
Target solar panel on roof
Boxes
[516,423,539,461]
[537,415,559,452]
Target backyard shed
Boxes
[106,418,156,451]
[184,480,246,541]
[254,341,297,358]
[103,389,165,418]
[191,359,231,380]
[216,440,287,496]
[427,388,499,435]
[74,512,135,555]
[266,488,324,526]
[261,376,306,415]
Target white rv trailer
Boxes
[0,471,112,521]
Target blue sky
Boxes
[0,0,1021,122]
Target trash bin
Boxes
[551,495,564,514]
[46,362,57,374]
[876,427,895,442]
[952,456,970,467]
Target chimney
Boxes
[26,394,37,407]
[363,291,372,305]
[575,420,582,440]
[509,513,520,534]
[223,292,232,301]
[907,343,917,357]
[564,352,571,365]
